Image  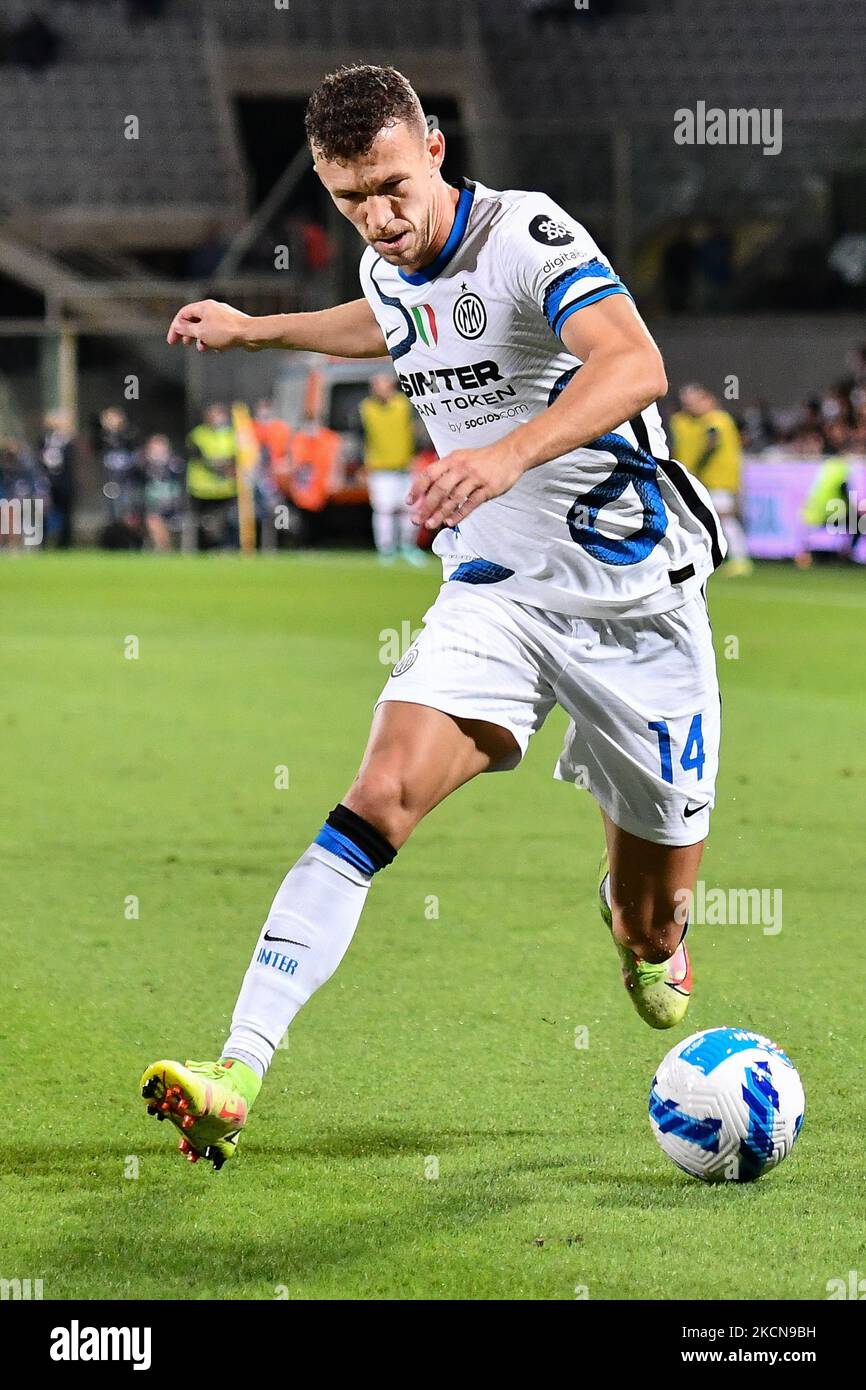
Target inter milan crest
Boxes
[453,289,487,340]
[391,647,419,677]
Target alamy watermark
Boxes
[674,102,782,157]
[0,497,43,546]
[824,494,866,536]
[675,880,782,936]
[826,1270,866,1300]
[50,1322,152,1371]
[1,1277,43,1299]
[378,617,494,676]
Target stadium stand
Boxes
[215,0,470,49]
[1,0,866,546]
[0,0,246,245]
[476,0,866,269]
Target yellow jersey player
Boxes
[672,384,752,577]
[359,371,425,564]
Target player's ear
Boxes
[427,127,445,175]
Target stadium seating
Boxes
[0,0,863,292]
[475,0,866,244]
[0,0,245,234]
[215,0,469,51]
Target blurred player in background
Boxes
[142,64,726,1168]
[672,384,752,577]
[185,402,238,550]
[359,370,425,564]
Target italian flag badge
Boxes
[410,303,438,346]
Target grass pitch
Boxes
[1,552,864,1300]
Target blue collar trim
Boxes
[398,184,475,285]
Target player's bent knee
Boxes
[342,767,423,848]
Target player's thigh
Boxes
[554,591,721,847]
[343,699,517,848]
[349,585,556,844]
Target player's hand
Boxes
[166,299,254,353]
[407,443,524,529]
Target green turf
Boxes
[1,552,864,1300]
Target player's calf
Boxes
[598,850,693,1030]
[610,894,685,964]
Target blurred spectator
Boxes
[359,372,424,565]
[40,409,77,548]
[790,429,825,458]
[251,398,291,540]
[796,419,865,567]
[302,219,334,275]
[99,406,143,546]
[800,398,824,436]
[820,381,855,427]
[0,437,46,548]
[253,397,292,491]
[671,383,752,576]
[851,398,866,454]
[142,433,184,552]
[280,408,342,544]
[186,402,238,550]
[740,401,775,454]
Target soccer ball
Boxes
[649,1027,805,1183]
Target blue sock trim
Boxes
[315,823,377,876]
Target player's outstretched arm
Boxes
[166,297,388,358]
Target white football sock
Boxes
[222,843,371,1077]
[399,507,418,551]
[721,513,749,562]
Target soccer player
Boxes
[141,65,725,1167]
[359,370,425,564]
[671,384,752,577]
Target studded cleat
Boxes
[598,851,692,1029]
[140,1058,261,1168]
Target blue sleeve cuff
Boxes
[553,284,632,339]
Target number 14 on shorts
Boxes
[648,714,706,783]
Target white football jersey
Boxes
[359,179,725,617]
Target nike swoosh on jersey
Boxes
[683,802,709,819]
[263,931,310,947]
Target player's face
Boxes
[314,122,443,270]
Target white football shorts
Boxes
[376,582,721,846]
[366,469,411,514]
